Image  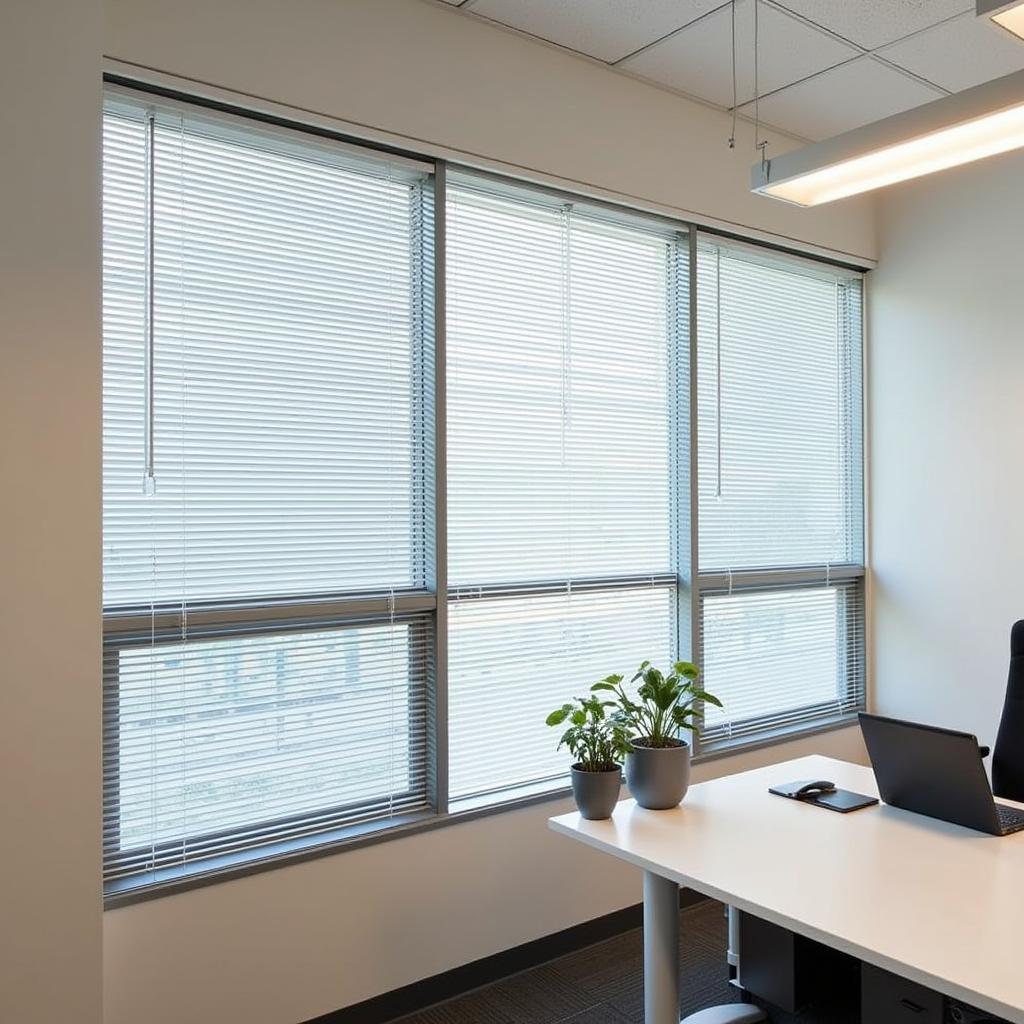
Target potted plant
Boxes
[593,660,722,810]
[546,694,630,820]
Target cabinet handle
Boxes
[900,998,925,1013]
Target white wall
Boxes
[0,2,103,1022]
[96,2,874,1021]
[869,149,1024,747]
[104,0,876,265]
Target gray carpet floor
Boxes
[392,901,857,1024]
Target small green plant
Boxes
[546,694,631,772]
[593,660,722,749]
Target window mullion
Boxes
[685,227,703,757]
[431,161,449,816]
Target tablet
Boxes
[806,789,878,813]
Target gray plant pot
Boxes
[625,739,691,809]
[570,764,622,820]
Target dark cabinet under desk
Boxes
[737,912,1007,1023]
[861,964,943,1024]
[738,912,860,1020]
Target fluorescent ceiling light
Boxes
[979,0,1024,41]
[751,68,1024,206]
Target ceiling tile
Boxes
[772,0,972,50]
[738,56,943,140]
[468,0,723,62]
[621,0,858,108]
[878,12,1024,91]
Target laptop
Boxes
[859,712,1024,836]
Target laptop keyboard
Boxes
[996,803,1024,834]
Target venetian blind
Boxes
[695,239,865,747]
[445,174,686,801]
[101,90,435,890]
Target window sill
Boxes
[696,711,862,761]
[104,713,862,909]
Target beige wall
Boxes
[0,2,103,1022]
[869,148,1024,749]
[104,0,876,264]
[92,2,877,1021]
[105,727,867,1024]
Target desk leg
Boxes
[643,874,767,1024]
[643,870,680,1024]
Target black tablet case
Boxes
[769,783,878,814]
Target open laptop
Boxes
[859,712,1024,836]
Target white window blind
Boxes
[102,91,436,890]
[445,176,687,801]
[695,240,865,747]
[101,85,870,899]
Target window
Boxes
[101,84,865,900]
[694,241,865,748]
[445,178,688,802]
[102,91,437,892]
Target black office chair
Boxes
[992,620,1024,803]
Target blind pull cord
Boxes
[143,109,157,496]
[715,248,723,498]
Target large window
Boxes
[102,91,437,892]
[102,85,864,899]
[444,179,688,801]
[695,242,865,747]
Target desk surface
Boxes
[549,754,1024,1023]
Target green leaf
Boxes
[546,706,570,726]
[674,660,700,680]
[590,681,617,692]
[694,689,723,708]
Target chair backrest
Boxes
[992,620,1024,802]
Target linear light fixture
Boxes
[979,0,1024,41]
[751,67,1024,206]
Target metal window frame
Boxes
[102,611,435,890]
[687,262,868,757]
[101,85,448,902]
[100,80,868,908]
[693,572,867,743]
[439,193,693,806]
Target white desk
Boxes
[549,754,1024,1024]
